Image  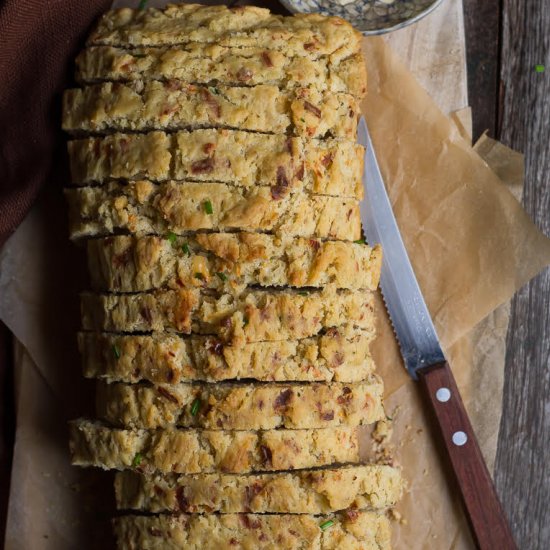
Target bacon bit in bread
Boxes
[337,386,352,404]
[271,166,290,199]
[260,445,273,466]
[321,153,334,168]
[176,487,189,512]
[157,387,179,404]
[202,142,215,155]
[240,515,261,530]
[291,161,303,181]
[309,239,321,250]
[140,306,152,323]
[206,339,224,355]
[304,101,322,118]
[261,51,274,67]
[199,88,221,118]
[274,389,293,410]
[190,157,215,174]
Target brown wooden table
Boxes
[1,1,549,548]
[463,2,550,549]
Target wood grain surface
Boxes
[493,2,550,549]
[462,0,501,140]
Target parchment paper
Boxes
[3,4,550,550]
[362,36,550,549]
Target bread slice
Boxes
[80,287,375,343]
[63,82,358,140]
[76,46,367,99]
[66,181,361,241]
[95,379,385,430]
[86,234,381,292]
[69,419,360,474]
[112,511,391,550]
[87,5,362,60]
[114,464,402,513]
[78,327,376,384]
[68,130,364,199]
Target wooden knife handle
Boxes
[417,361,517,550]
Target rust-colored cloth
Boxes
[0,0,111,246]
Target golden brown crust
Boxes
[112,511,392,550]
[96,379,385,430]
[115,464,402,513]
[86,234,381,292]
[69,419,360,474]
[67,130,364,199]
[63,81,359,140]
[66,181,361,241]
[76,46,367,98]
[87,5,363,60]
[79,327,376,384]
[80,287,376,345]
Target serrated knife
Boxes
[358,117,517,550]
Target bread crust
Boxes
[66,181,361,241]
[76,46,367,99]
[63,82,359,140]
[114,464,402,513]
[79,327,376,384]
[68,129,364,199]
[80,287,376,344]
[96,379,385,430]
[69,419,360,474]
[87,5,363,60]
[86,234,381,292]
[112,511,392,550]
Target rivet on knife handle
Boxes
[417,361,517,550]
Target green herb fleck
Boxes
[166,232,178,245]
[190,398,201,416]
[300,117,305,123]
[112,345,121,360]
[354,238,365,245]
[194,272,205,280]
[535,64,545,73]
[216,272,227,282]
[243,316,249,326]
[320,520,335,531]
[203,200,214,215]
[132,453,143,467]
[182,243,191,256]
[138,0,148,10]
[132,53,146,59]
[298,290,308,296]
[208,86,220,95]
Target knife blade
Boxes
[358,117,445,378]
[358,117,517,550]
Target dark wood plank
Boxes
[494,1,550,549]
[462,0,502,141]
